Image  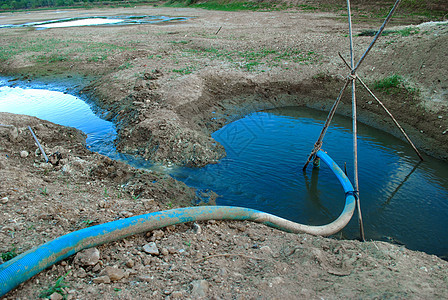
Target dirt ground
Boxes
[1,3,448,299]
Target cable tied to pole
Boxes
[345,190,359,199]
[348,73,357,81]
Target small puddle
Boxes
[0,15,189,29]
[1,80,447,258]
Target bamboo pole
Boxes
[347,0,365,241]
[302,78,351,171]
[353,0,402,73]
[338,52,424,161]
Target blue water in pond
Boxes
[172,108,448,257]
[1,79,447,258]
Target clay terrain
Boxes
[0,1,447,299]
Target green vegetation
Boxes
[180,46,319,72]
[0,0,158,11]
[0,0,445,21]
[40,186,48,196]
[374,74,402,92]
[373,74,419,95]
[172,67,195,75]
[164,0,446,20]
[81,219,95,227]
[131,193,141,201]
[0,37,129,67]
[118,61,133,70]
[1,247,18,262]
[39,271,70,299]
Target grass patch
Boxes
[172,66,195,75]
[1,247,18,262]
[118,61,133,70]
[373,74,420,96]
[374,74,402,92]
[0,37,129,66]
[39,271,70,299]
[181,46,318,72]
[169,40,190,45]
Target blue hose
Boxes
[0,150,355,296]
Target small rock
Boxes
[125,259,135,268]
[20,150,29,158]
[76,267,88,278]
[161,248,169,256]
[143,242,159,255]
[92,263,101,273]
[1,197,8,204]
[152,230,164,239]
[120,211,133,218]
[39,162,53,170]
[260,245,273,255]
[104,266,125,281]
[138,274,153,282]
[271,276,284,285]
[171,291,183,298]
[191,280,209,298]
[93,275,110,284]
[75,247,100,266]
[8,126,18,141]
[49,292,63,300]
[193,223,202,234]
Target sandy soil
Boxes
[1,4,448,299]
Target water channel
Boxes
[1,78,447,258]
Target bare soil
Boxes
[0,4,447,299]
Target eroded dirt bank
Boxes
[0,5,448,299]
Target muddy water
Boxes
[1,81,447,257]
